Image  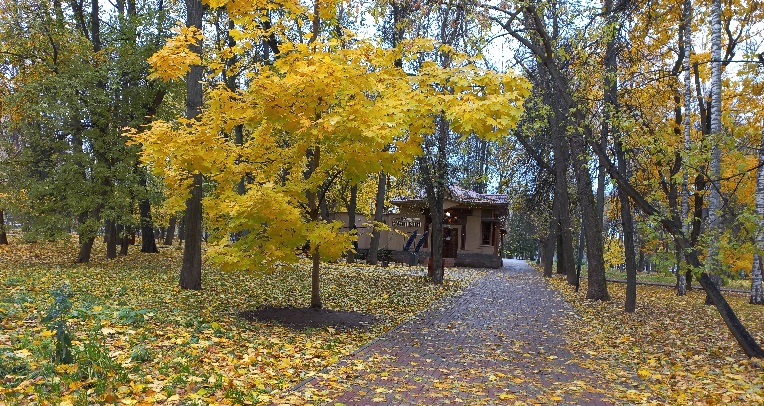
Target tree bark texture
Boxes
[179,0,204,290]
[367,172,387,265]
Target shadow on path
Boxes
[275,259,612,405]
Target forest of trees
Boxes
[1,0,764,356]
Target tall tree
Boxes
[705,0,723,303]
[679,0,693,296]
[751,124,764,305]
[178,0,204,290]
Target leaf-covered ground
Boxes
[548,273,764,404]
[0,236,479,405]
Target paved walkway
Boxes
[280,259,611,405]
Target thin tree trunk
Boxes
[750,124,764,304]
[556,221,565,275]
[178,217,185,243]
[367,172,387,265]
[576,223,584,291]
[706,0,723,305]
[139,171,159,253]
[305,145,323,308]
[543,215,556,278]
[420,116,448,284]
[602,0,631,309]
[179,0,204,290]
[0,210,9,245]
[346,185,357,264]
[546,59,576,285]
[311,249,322,308]
[678,0,693,296]
[164,216,176,246]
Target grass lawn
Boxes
[570,265,754,290]
[0,235,479,405]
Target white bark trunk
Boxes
[706,0,722,280]
[751,124,764,304]
[678,0,693,296]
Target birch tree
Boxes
[678,0,692,296]
[705,0,723,303]
[751,125,764,305]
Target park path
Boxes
[279,259,612,405]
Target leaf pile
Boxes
[548,275,764,404]
[0,238,477,405]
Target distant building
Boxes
[331,186,507,268]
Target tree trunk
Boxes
[179,0,204,290]
[556,222,565,275]
[0,210,8,245]
[616,145,637,312]
[571,136,610,300]
[180,174,203,290]
[75,206,102,264]
[304,144,323,308]
[418,116,449,285]
[118,224,129,256]
[705,0,723,305]
[311,248,322,308]
[164,216,176,246]
[576,223,585,291]
[346,185,357,264]
[77,235,96,264]
[678,0,693,297]
[543,215,556,278]
[139,171,159,254]
[571,131,609,301]
[178,217,185,243]
[603,0,634,310]
[548,60,576,285]
[105,219,118,259]
[367,172,386,265]
[750,123,764,304]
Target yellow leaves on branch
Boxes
[133,24,529,271]
[147,24,203,81]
